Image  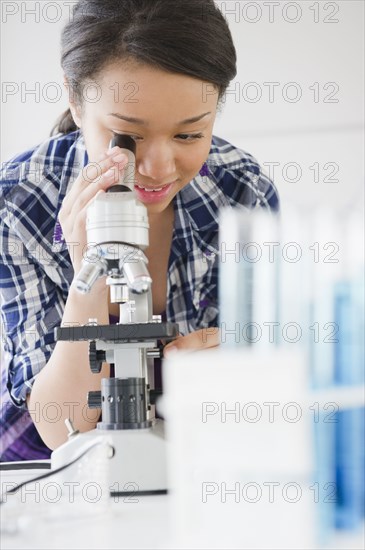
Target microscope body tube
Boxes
[75,133,151,296]
[85,194,149,251]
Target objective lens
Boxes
[75,262,107,294]
[122,258,152,294]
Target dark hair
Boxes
[51,0,237,136]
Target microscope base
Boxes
[51,419,168,494]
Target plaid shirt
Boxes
[0,130,279,460]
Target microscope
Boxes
[51,135,179,495]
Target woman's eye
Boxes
[111,131,204,142]
[176,133,204,141]
[111,132,142,141]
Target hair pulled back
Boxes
[52,0,237,135]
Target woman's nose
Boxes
[137,143,177,183]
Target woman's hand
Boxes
[58,146,128,275]
[163,327,220,356]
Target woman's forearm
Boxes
[28,279,110,450]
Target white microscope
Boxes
[51,135,179,495]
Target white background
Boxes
[1,5,364,548]
[1,0,364,212]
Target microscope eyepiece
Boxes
[106,185,131,193]
[109,134,136,155]
[108,134,136,192]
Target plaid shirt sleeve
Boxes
[0,229,65,408]
[0,153,71,409]
[208,135,280,212]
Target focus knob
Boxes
[88,390,102,409]
[89,340,106,374]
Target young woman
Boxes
[0,0,279,460]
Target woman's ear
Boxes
[63,76,82,128]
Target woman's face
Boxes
[69,62,219,217]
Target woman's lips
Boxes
[134,181,176,203]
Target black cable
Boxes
[0,440,112,505]
[0,461,51,471]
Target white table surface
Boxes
[1,465,364,550]
[0,465,174,550]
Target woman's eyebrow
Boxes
[107,112,211,125]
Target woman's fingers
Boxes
[163,328,220,357]
[80,148,128,184]
[59,148,128,218]
[57,146,129,272]
[74,188,106,234]
[67,161,126,221]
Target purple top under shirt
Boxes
[0,314,165,461]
